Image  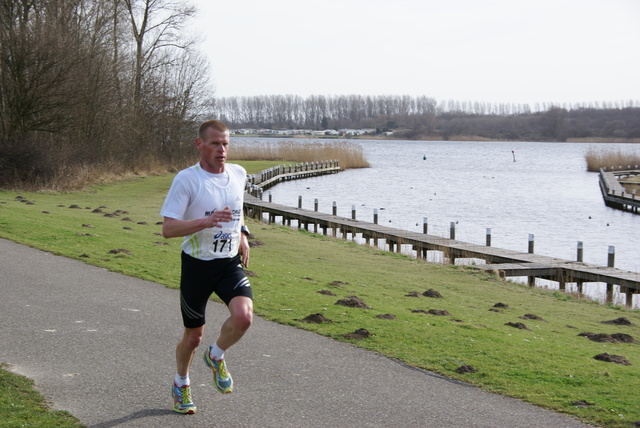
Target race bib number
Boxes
[198,228,236,258]
[212,230,233,253]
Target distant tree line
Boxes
[210,95,640,142]
[2,1,638,190]
[0,0,210,188]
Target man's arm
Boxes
[239,211,250,268]
[162,207,233,239]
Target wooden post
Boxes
[624,288,634,309]
[350,205,356,240]
[415,218,427,260]
[313,199,319,233]
[528,234,535,287]
[268,191,272,203]
[576,241,584,293]
[332,202,337,237]
[607,246,615,265]
[450,222,455,240]
[576,241,583,262]
[373,209,379,248]
[367,208,378,245]
[421,217,428,259]
[298,195,302,209]
[606,246,615,304]
[486,228,491,247]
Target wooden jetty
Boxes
[599,167,640,213]
[247,160,340,194]
[243,163,640,308]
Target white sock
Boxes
[175,373,190,387]
[209,343,225,361]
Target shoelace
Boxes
[177,385,193,404]
[216,360,229,379]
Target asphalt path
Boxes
[0,238,591,427]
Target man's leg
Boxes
[217,295,253,350]
[203,296,253,394]
[173,326,203,414]
[176,326,204,376]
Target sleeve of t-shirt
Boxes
[160,171,193,220]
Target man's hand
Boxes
[206,206,233,228]
[162,206,234,239]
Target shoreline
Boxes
[233,133,640,144]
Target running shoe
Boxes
[171,382,196,414]
[203,347,234,394]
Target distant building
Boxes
[230,128,374,137]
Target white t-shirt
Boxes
[161,163,247,260]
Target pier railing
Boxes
[598,167,640,213]
[244,163,639,308]
[246,160,340,197]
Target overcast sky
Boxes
[191,0,640,106]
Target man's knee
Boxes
[232,310,253,332]
[181,327,204,349]
[229,296,253,332]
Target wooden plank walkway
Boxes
[599,168,640,213]
[247,160,340,192]
[244,193,640,308]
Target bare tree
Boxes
[540,107,568,141]
[122,0,195,124]
[0,0,83,140]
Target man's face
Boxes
[196,128,230,173]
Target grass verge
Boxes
[0,161,638,427]
[0,364,83,428]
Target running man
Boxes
[160,119,253,414]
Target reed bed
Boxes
[230,140,370,170]
[584,146,640,172]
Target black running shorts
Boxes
[179,251,253,328]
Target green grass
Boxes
[0,161,639,428]
[0,364,83,428]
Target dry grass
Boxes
[21,159,174,192]
[569,137,640,143]
[3,140,369,191]
[584,146,640,172]
[230,140,370,170]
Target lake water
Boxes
[236,138,640,307]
